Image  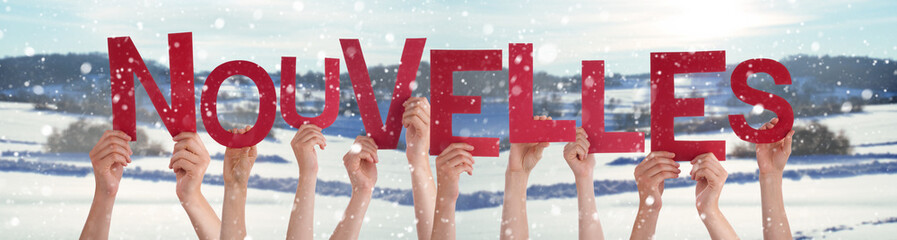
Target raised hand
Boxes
[431,143,475,240]
[563,127,604,240]
[403,97,431,157]
[223,126,258,188]
[691,153,727,214]
[343,136,379,191]
[171,132,211,201]
[756,118,794,239]
[756,118,795,176]
[507,116,551,174]
[563,127,594,179]
[286,124,325,240]
[634,151,679,209]
[435,143,474,198]
[690,153,738,239]
[331,136,380,240]
[291,124,325,174]
[630,151,679,240]
[89,130,132,196]
[221,126,257,240]
[80,130,132,240]
[171,132,220,240]
[402,97,438,240]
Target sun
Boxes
[661,0,754,41]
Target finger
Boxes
[171,159,195,175]
[403,114,427,131]
[446,154,475,168]
[404,104,431,120]
[105,130,132,142]
[648,151,676,160]
[108,154,129,168]
[360,146,378,163]
[94,143,132,163]
[784,130,795,151]
[635,156,679,177]
[575,144,588,160]
[643,163,681,181]
[575,136,590,150]
[172,150,201,165]
[443,143,475,153]
[452,162,474,176]
[172,132,198,142]
[103,137,133,156]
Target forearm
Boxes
[430,188,458,240]
[287,172,318,240]
[181,194,221,240]
[759,174,791,239]
[575,176,603,240]
[700,208,739,240]
[500,172,529,240]
[408,158,437,240]
[630,204,660,240]
[221,186,248,240]
[80,191,116,240]
[331,188,373,240]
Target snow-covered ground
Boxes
[2,100,897,239]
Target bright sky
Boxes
[1,0,894,75]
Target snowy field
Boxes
[2,100,897,239]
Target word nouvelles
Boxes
[108,32,793,161]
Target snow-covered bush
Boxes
[46,119,168,156]
[730,121,851,157]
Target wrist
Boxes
[759,171,784,181]
[698,207,723,223]
[697,202,720,215]
[93,187,117,202]
[505,170,530,182]
[639,195,662,211]
[299,167,318,177]
[574,174,594,184]
[352,186,373,198]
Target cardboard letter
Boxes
[728,58,794,143]
[108,32,195,141]
[429,50,502,156]
[650,51,726,161]
[280,57,340,128]
[200,61,276,148]
[581,61,645,153]
[339,38,426,149]
[508,43,576,143]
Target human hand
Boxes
[756,118,795,176]
[507,116,551,174]
[223,126,257,188]
[402,97,430,158]
[434,143,475,198]
[634,151,680,210]
[291,124,325,175]
[563,127,594,179]
[170,132,211,201]
[343,136,379,191]
[691,153,727,214]
[89,130,132,197]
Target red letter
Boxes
[429,50,502,157]
[508,43,576,143]
[728,59,794,143]
[581,61,645,153]
[200,61,276,148]
[280,57,340,128]
[339,38,426,149]
[650,51,726,161]
[108,32,195,141]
